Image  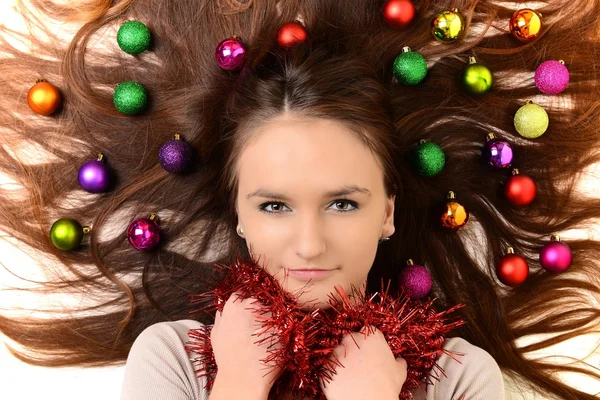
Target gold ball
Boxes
[509,9,543,42]
[431,9,465,43]
[27,80,62,115]
[441,201,469,230]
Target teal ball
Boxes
[514,103,549,139]
[412,142,445,176]
[117,20,151,55]
[113,81,148,115]
[393,50,428,85]
[461,64,493,95]
[50,218,84,251]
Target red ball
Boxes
[496,253,529,286]
[277,22,308,49]
[504,173,537,206]
[383,0,416,29]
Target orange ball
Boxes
[27,80,62,115]
[509,9,543,42]
[441,201,469,230]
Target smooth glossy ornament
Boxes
[383,0,416,29]
[535,60,569,95]
[513,101,549,139]
[113,81,148,115]
[539,235,572,273]
[50,218,90,251]
[159,134,194,173]
[496,247,529,286]
[431,9,464,43]
[398,259,432,300]
[215,35,246,71]
[277,22,308,49]
[393,47,427,85]
[461,57,493,95]
[78,153,113,193]
[27,79,62,115]
[509,9,543,42]
[411,140,445,176]
[127,214,161,251]
[117,20,151,55]
[441,191,469,230]
[504,169,536,206]
[483,133,513,168]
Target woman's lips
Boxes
[285,269,336,281]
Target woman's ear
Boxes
[382,194,396,238]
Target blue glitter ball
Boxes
[158,138,193,173]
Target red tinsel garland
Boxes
[184,256,465,400]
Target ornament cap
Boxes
[559,60,565,65]
[447,191,456,199]
[550,234,561,242]
[468,56,477,64]
[174,133,181,140]
[402,46,412,53]
[525,99,534,105]
[97,153,104,162]
[406,259,414,266]
[149,213,158,222]
[418,139,427,145]
[83,227,92,235]
[506,247,515,254]
[36,78,47,83]
[452,8,458,13]
[486,132,496,141]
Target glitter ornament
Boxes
[277,21,308,49]
[431,9,465,43]
[50,218,90,251]
[535,60,569,95]
[159,134,194,173]
[27,79,62,115]
[393,47,428,85]
[513,100,549,139]
[504,169,537,207]
[127,214,161,251]
[509,9,543,42]
[441,191,469,231]
[117,20,152,55]
[411,140,445,176]
[215,35,246,71]
[496,247,529,287]
[461,57,493,95]
[483,133,513,168]
[539,234,572,273]
[398,259,433,300]
[113,81,148,115]
[382,0,416,29]
[78,153,113,193]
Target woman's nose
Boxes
[293,214,327,260]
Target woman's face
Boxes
[235,114,395,309]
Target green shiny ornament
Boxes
[117,20,151,55]
[411,140,446,176]
[393,47,428,85]
[514,101,549,139]
[50,218,87,251]
[113,81,148,115]
[431,9,465,43]
[461,57,493,95]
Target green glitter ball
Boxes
[50,218,84,251]
[113,81,148,115]
[411,141,446,176]
[393,48,428,85]
[514,102,549,139]
[117,20,151,55]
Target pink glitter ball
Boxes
[127,217,161,251]
[398,264,433,300]
[534,60,570,95]
[215,37,246,71]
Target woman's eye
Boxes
[259,202,288,213]
[331,200,358,212]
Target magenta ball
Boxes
[398,264,433,300]
[535,60,570,95]
[78,160,113,193]
[539,241,572,273]
[484,139,513,168]
[127,218,160,251]
[215,37,246,71]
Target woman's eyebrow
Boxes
[246,184,372,200]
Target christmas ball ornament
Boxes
[461,57,493,95]
[483,133,513,168]
[27,79,62,115]
[113,81,148,115]
[539,234,572,273]
[513,100,549,139]
[431,9,465,43]
[441,191,469,231]
[215,35,246,71]
[509,9,543,42]
[411,140,445,176]
[496,247,529,286]
[159,134,194,173]
[117,20,151,55]
[277,21,308,48]
[535,60,569,95]
[127,213,161,251]
[398,259,432,300]
[382,0,416,29]
[78,153,113,193]
[50,218,90,251]
[393,47,428,85]
[504,169,537,206]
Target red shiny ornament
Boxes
[383,0,416,29]
[504,169,537,206]
[496,248,529,286]
[277,21,308,49]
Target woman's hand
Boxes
[321,326,407,400]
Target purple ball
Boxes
[78,160,113,193]
[535,60,570,95]
[159,139,193,173]
[398,264,433,300]
[127,217,160,251]
[215,37,246,71]
[539,241,572,273]
[484,139,513,168]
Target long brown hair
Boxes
[1,0,600,398]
